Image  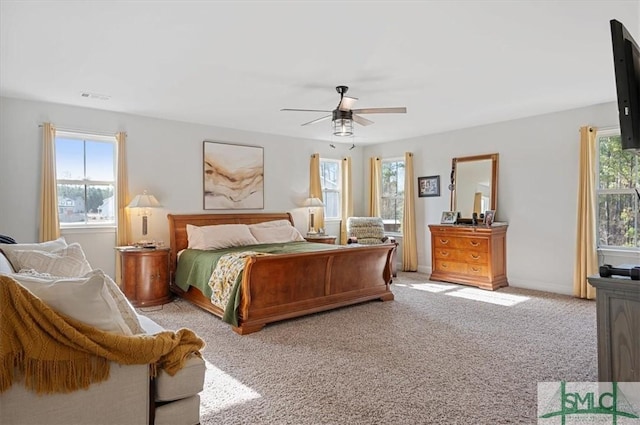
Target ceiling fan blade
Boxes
[338,96,358,111]
[281,108,332,113]
[351,107,407,114]
[301,115,332,126]
[352,114,374,126]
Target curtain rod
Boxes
[38,124,126,137]
[580,125,618,133]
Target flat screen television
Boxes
[610,19,640,150]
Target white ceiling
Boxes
[1,1,639,145]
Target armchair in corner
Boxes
[346,217,398,277]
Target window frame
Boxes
[319,158,341,220]
[595,128,640,252]
[55,131,118,229]
[380,157,405,235]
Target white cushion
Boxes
[249,225,305,244]
[102,273,145,334]
[11,270,133,335]
[0,237,67,271]
[186,224,258,250]
[13,243,92,277]
[248,219,292,228]
[0,253,13,274]
[154,394,201,425]
[155,356,206,401]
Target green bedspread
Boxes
[174,242,341,326]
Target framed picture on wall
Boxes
[418,175,440,197]
[203,141,264,209]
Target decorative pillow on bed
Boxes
[0,236,68,272]
[11,270,133,335]
[248,219,293,228]
[249,224,306,244]
[187,224,259,250]
[13,243,92,277]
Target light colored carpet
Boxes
[140,272,597,425]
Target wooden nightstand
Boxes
[304,235,337,245]
[115,247,172,307]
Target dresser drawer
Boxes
[433,235,488,251]
[456,238,488,251]
[433,260,467,274]
[434,248,458,261]
[459,250,488,265]
[466,264,488,277]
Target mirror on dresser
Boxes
[450,153,498,222]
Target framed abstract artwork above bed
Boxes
[203,141,264,209]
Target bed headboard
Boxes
[167,212,294,281]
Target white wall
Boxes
[2,97,637,295]
[364,101,639,295]
[0,97,362,277]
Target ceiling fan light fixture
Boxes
[333,118,353,136]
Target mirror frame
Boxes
[449,153,499,222]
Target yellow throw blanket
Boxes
[0,275,205,394]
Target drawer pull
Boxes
[471,267,480,272]
[471,254,480,260]
[469,241,480,247]
[442,263,448,268]
[440,251,450,257]
[439,239,449,245]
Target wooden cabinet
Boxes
[428,224,508,290]
[116,247,171,307]
[304,235,337,245]
[587,275,640,382]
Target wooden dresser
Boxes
[428,223,508,290]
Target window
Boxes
[320,159,341,219]
[381,159,405,233]
[55,131,116,226]
[596,129,640,249]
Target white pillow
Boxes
[11,270,133,335]
[13,243,92,277]
[101,272,145,334]
[0,253,13,275]
[249,225,306,244]
[186,224,259,250]
[0,237,67,271]
[248,219,293,229]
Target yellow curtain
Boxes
[115,132,130,285]
[368,157,381,217]
[402,152,418,271]
[340,157,353,245]
[309,153,324,231]
[573,126,598,299]
[39,123,60,242]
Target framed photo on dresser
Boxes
[441,211,458,224]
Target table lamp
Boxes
[303,197,324,235]
[127,190,161,238]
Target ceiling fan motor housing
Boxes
[332,109,352,120]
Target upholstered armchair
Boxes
[346,217,397,277]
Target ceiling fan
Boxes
[281,85,407,136]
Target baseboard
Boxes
[507,277,573,296]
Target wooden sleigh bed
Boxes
[168,213,395,334]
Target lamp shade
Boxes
[303,197,324,207]
[127,190,161,209]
